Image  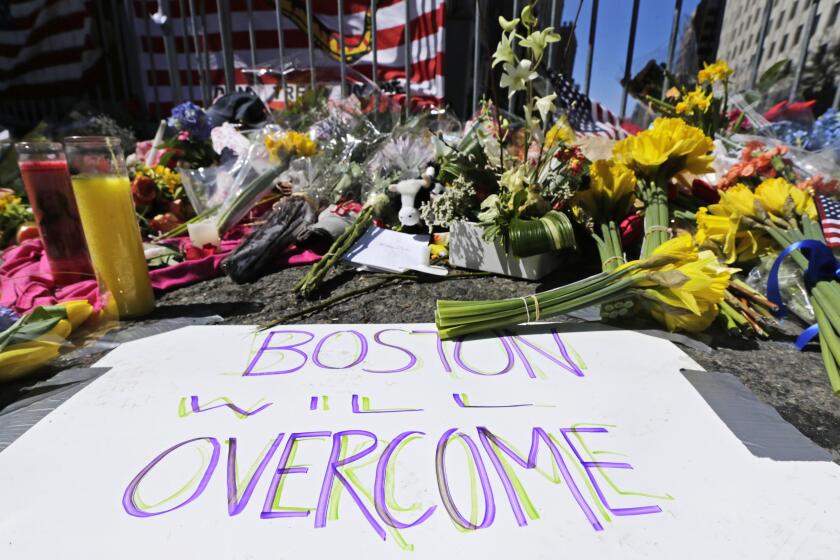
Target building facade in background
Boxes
[674,0,727,82]
[717,0,840,93]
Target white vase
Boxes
[448,221,561,280]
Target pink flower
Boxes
[178,130,190,141]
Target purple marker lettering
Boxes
[190,396,272,417]
[262,431,331,519]
[309,396,318,410]
[410,329,452,373]
[373,431,436,528]
[478,427,604,531]
[314,430,386,540]
[453,334,514,376]
[123,437,220,517]
[243,330,315,376]
[560,427,662,517]
[363,329,418,373]
[507,329,584,377]
[227,434,285,516]
[312,330,369,369]
[434,428,496,530]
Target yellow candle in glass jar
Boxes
[71,175,155,318]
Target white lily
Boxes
[500,60,538,96]
[535,93,557,124]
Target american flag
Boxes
[132,0,445,113]
[0,0,99,99]
[816,194,840,248]
[543,70,628,139]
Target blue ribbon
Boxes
[767,240,840,349]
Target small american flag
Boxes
[816,194,840,248]
[543,70,628,139]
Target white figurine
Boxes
[388,178,424,226]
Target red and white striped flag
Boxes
[131,0,446,113]
[0,0,100,99]
[816,194,840,248]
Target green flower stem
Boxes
[813,300,840,394]
[294,206,374,299]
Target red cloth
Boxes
[0,233,321,314]
[763,100,816,122]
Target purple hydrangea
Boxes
[168,101,211,141]
[0,306,18,332]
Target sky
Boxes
[558,0,704,115]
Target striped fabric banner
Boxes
[0,0,100,98]
[132,0,446,113]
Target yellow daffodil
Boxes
[755,177,817,220]
[697,60,734,84]
[572,159,636,224]
[675,87,712,116]
[635,239,733,332]
[709,183,759,218]
[264,130,318,162]
[612,118,714,179]
[695,207,770,263]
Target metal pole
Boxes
[159,0,183,103]
[274,0,288,96]
[546,0,564,71]
[404,0,411,113]
[789,0,819,101]
[619,0,640,119]
[337,0,348,97]
[200,0,212,103]
[749,0,773,89]
[217,0,236,92]
[584,0,598,95]
[187,0,209,105]
[246,0,258,85]
[472,0,481,113]
[108,0,131,99]
[178,0,195,100]
[94,0,116,106]
[661,0,682,97]
[833,79,840,109]
[306,0,316,89]
[371,0,378,83]
[142,2,162,119]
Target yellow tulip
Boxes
[0,339,62,382]
[58,300,93,330]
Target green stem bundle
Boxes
[765,217,840,394]
[294,206,374,299]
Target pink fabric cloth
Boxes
[0,235,321,315]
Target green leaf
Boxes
[0,305,68,353]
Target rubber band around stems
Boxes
[520,295,541,323]
[601,255,626,268]
[644,225,670,238]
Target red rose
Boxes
[131,175,157,206]
[619,214,643,246]
[149,212,181,233]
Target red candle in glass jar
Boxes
[16,143,93,285]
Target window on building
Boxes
[777,10,785,27]
[791,1,799,18]
[813,14,821,32]
[780,34,788,51]
[768,42,775,58]
[830,2,840,26]
[794,24,803,45]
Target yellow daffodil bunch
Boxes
[264,130,319,163]
[436,233,733,338]
[648,60,735,137]
[628,234,734,332]
[675,87,712,116]
[710,179,817,223]
[573,159,636,225]
[695,207,771,264]
[612,118,714,258]
[698,60,734,85]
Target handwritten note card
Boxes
[0,324,839,558]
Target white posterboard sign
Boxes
[1,324,839,558]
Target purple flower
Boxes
[0,306,19,332]
[168,101,211,141]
